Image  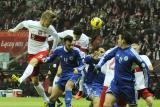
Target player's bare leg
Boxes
[103,93,116,107]
[93,97,100,107]
[145,96,153,107]
[49,85,63,107]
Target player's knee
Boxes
[50,96,57,102]
[65,81,74,90]
[31,78,39,86]
[145,97,153,106]
[56,73,61,77]
[103,102,112,107]
[29,58,38,66]
[93,99,99,107]
[103,96,114,107]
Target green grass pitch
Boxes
[0,97,160,107]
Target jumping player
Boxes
[9,10,59,105]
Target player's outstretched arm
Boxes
[8,21,28,33]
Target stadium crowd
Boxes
[0,0,160,100]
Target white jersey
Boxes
[48,30,90,58]
[102,58,115,87]
[13,20,59,54]
[99,49,115,87]
[58,30,89,52]
[135,55,152,90]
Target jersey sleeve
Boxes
[97,46,118,68]
[12,20,31,32]
[80,35,89,51]
[46,48,59,63]
[141,55,152,68]
[84,55,92,64]
[58,31,67,38]
[131,48,149,87]
[48,26,60,51]
[75,49,84,72]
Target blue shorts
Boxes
[56,73,81,91]
[107,80,137,105]
[91,83,103,97]
[83,83,92,97]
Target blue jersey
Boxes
[46,46,84,74]
[84,55,97,84]
[98,46,149,86]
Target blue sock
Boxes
[65,90,72,107]
[48,102,55,107]
[113,103,119,107]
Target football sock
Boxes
[19,64,34,83]
[65,90,72,107]
[100,86,108,107]
[34,83,49,103]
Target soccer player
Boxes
[132,43,154,107]
[8,10,59,104]
[49,26,90,99]
[83,47,105,107]
[100,50,125,107]
[43,35,84,107]
[96,31,149,107]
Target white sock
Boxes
[52,75,60,88]
[19,64,34,83]
[34,83,49,103]
[79,71,85,91]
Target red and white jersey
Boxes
[13,20,59,54]
[135,55,152,90]
[58,30,89,53]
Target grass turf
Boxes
[0,97,160,107]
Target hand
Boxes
[73,68,78,74]
[42,58,48,63]
[8,29,16,33]
[94,65,101,73]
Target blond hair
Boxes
[41,10,56,20]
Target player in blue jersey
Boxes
[43,35,84,107]
[96,31,149,107]
[83,47,105,107]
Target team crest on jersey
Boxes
[69,56,74,60]
[124,56,128,61]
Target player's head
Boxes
[117,31,133,47]
[93,46,105,58]
[64,35,74,51]
[73,26,82,40]
[40,10,56,27]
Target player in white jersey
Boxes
[48,26,90,99]
[132,43,154,107]
[9,10,59,105]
